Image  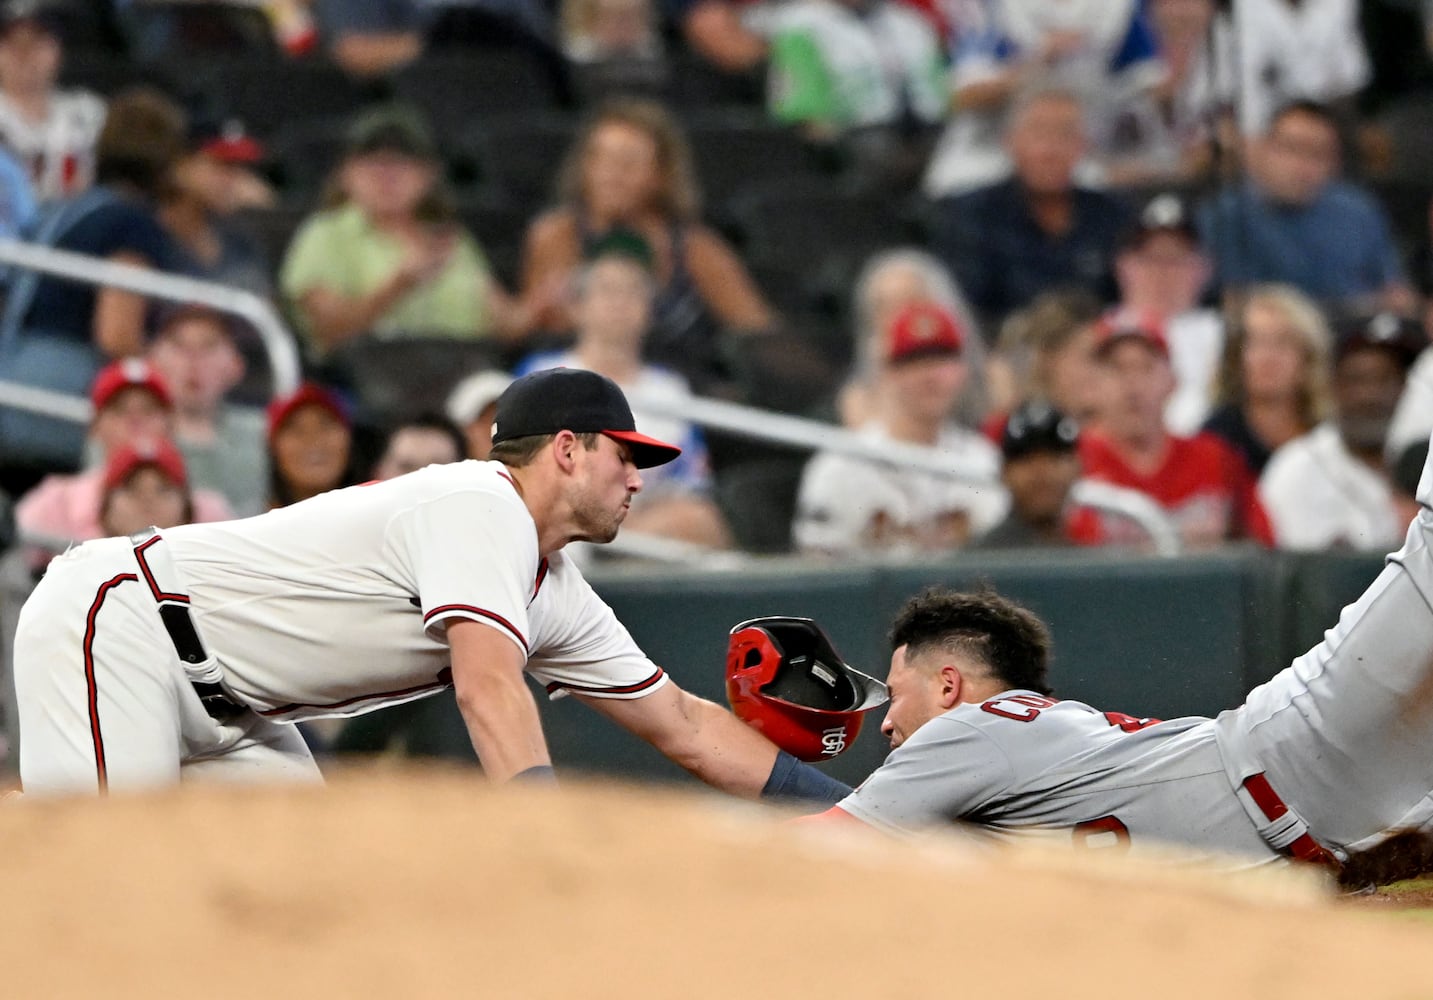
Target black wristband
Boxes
[761,750,852,806]
[512,765,558,785]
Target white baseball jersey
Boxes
[0,90,105,201]
[794,422,1009,554]
[12,461,667,794]
[841,439,1433,863]
[1259,422,1403,552]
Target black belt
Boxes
[130,529,247,723]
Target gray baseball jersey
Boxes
[838,693,1276,863]
[839,435,1433,864]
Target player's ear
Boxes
[937,664,962,709]
[552,429,580,473]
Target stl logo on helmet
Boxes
[820,726,848,756]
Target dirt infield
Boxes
[3,771,1433,999]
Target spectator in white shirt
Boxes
[1229,0,1369,137]
[0,0,104,201]
[1259,313,1423,551]
[795,301,1008,554]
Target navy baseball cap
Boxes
[1001,400,1080,460]
[492,368,682,469]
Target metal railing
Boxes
[0,240,302,397]
[627,389,1183,557]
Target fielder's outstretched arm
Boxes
[577,682,852,804]
[448,619,553,783]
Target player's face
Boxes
[570,434,643,543]
[582,121,661,220]
[1334,349,1405,452]
[101,467,189,538]
[885,355,967,425]
[1098,340,1174,438]
[1240,302,1308,402]
[272,404,352,499]
[375,427,461,481]
[575,256,653,348]
[1115,232,1208,316]
[1007,96,1085,196]
[148,318,243,414]
[1259,112,1339,206]
[880,645,946,750]
[1002,449,1081,527]
[343,150,435,220]
[0,22,60,92]
[92,388,172,457]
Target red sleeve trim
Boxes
[133,536,189,604]
[544,667,666,697]
[424,604,528,651]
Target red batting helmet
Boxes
[726,617,889,762]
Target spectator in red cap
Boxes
[266,382,356,508]
[1079,308,1272,548]
[15,359,232,560]
[1259,313,1424,551]
[97,437,194,539]
[794,301,1008,554]
[161,117,276,297]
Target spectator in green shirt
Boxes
[280,104,539,359]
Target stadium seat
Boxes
[457,198,529,288]
[326,337,507,425]
[666,50,765,108]
[393,51,561,134]
[710,448,809,554]
[232,205,310,278]
[461,111,579,212]
[121,2,277,58]
[186,58,379,138]
[684,111,824,214]
[268,117,350,207]
[724,178,915,271]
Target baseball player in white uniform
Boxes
[800,443,1433,871]
[12,370,850,806]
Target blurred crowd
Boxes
[2,0,1433,567]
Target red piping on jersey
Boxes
[133,535,189,604]
[424,604,528,651]
[257,675,453,718]
[544,667,666,697]
[83,573,139,793]
[496,469,518,491]
[1241,772,1339,867]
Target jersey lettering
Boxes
[1103,711,1161,733]
[980,694,1058,722]
[1072,815,1131,851]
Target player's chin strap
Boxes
[129,527,247,722]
